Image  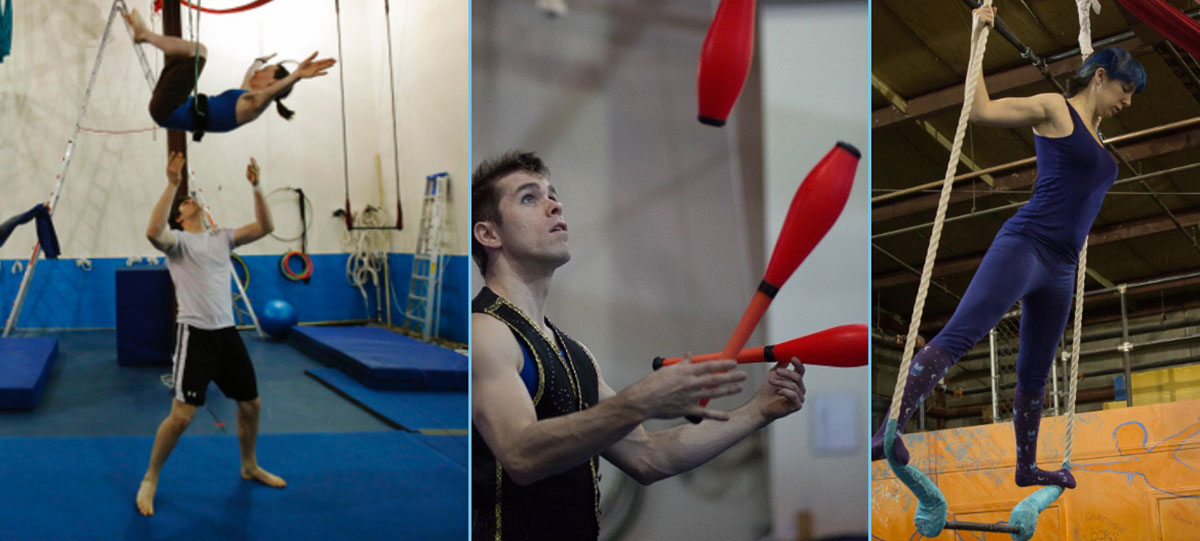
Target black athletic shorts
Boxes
[171,324,258,406]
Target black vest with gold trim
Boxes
[472,287,601,541]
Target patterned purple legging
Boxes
[872,231,1077,488]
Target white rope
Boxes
[1076,0,1100,60]
[1064,0,1097,468]
[343,207,389,320]
[1064,243,1084,466]
[889,2,993,421]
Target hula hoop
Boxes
[231,253,249,289]
[279,250,313,281]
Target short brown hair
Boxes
[168,197,189,231]
[471,151,549,275]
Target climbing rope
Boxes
[882,1,993,537]
[888,2,992,422]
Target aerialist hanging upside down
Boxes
[123,9,335,138]
[872,6,1147,491]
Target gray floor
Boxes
[0,330,393,437]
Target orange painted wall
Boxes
[872,398,1200,540]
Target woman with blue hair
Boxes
[872,6,1146,491]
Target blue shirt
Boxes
[1000,99,1118,261]
[159,89,247,133]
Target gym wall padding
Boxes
[115,267,173,365]
[0,253,467,342]
[871,398,1200,540]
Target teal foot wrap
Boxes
[884,419,947,537]
[1008,484,1063,541]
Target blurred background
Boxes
[473,0,869,539]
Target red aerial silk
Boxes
[154,0,275,15]
[1115,0,1200,58]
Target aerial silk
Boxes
[1115,0,1200,58]
[0,205,61,259]
[1,0,13,63]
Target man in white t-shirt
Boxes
[137,152,285,516]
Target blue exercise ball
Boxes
[260,299,298,339]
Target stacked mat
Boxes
[289,326,467,391]
[0,337,58,410]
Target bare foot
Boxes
[135,479,157,516]
[123,9,150,43]
[241,466,287,488]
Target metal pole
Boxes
[949,311,1200,362]
[960,353,1200,396]
[1043,8,1200,64]
[874,162,1200,240]
[1119,284,1134,407]
[872,117,1200,204]
[918,396,926,431]
[126,12,265,340]
[988,329,999,422]
[944,521,1021,534]
[383,0,404,230]
[959,0,1061,92]
[1085,268,1200,297]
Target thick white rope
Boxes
[889,1,992,421]
[343,207,389,319]
[1077,0,1101,59]
[1065,0,1098,467]
[1065,242,1084,465]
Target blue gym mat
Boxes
[0,337,58,410]
[305,367,466,431]
[289,326,467,391]
[417,434,468,469]
[0,431,466,540]
[305,367,467,467]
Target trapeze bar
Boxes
[944,520,1021,534]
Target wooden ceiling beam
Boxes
[873,38,1147,129]
[874,125,1200,223]
[874,206,1200,289]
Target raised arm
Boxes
[242,52,336,117]
[233,158,274,246]
[966,6,1060,129]
[471,314,748,486]
[146,152,183,252]
[602,358,806,485]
